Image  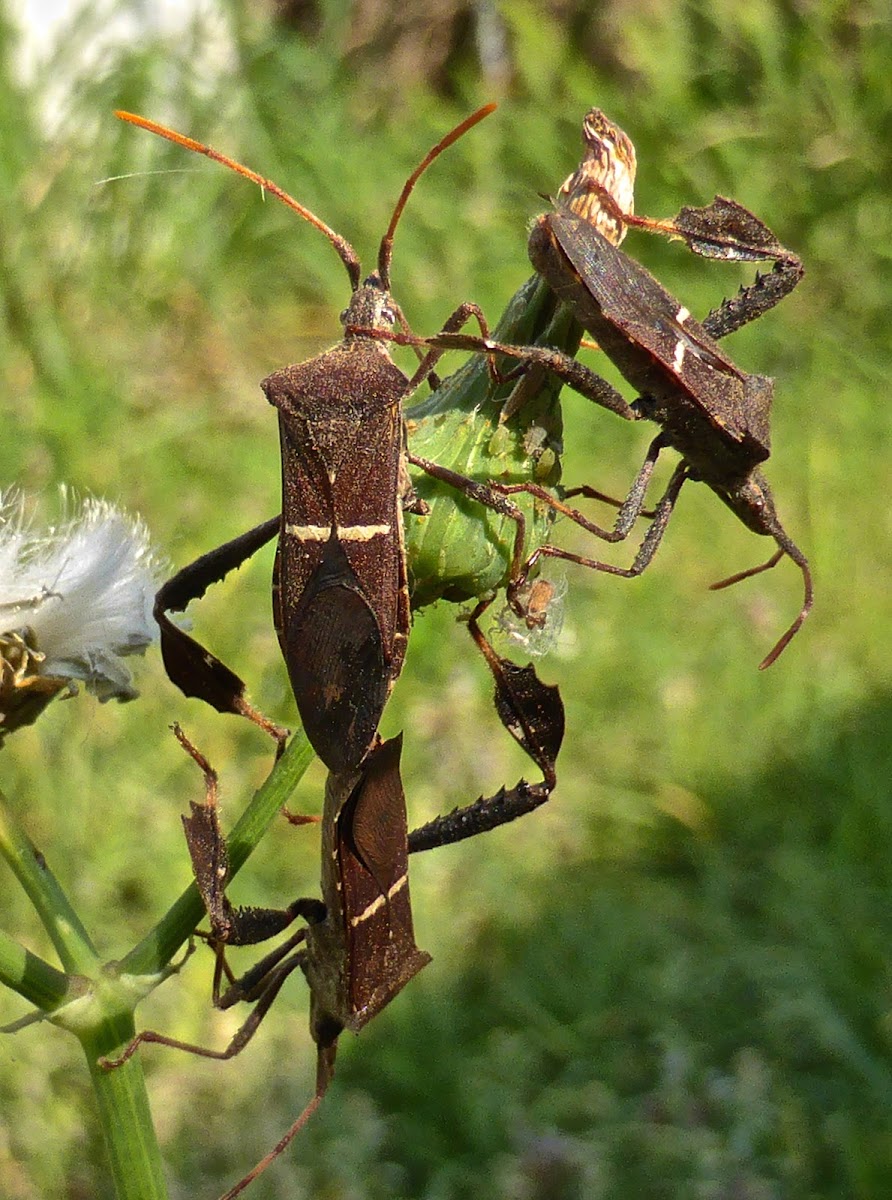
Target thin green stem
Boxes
[0,788,99,974]
[0,927,71,1011]
[81,1012,169,1200]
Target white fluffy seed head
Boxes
[0,489,162,734]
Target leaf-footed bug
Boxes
[100,695,565,1196]
[120,106,568,791]
[377,108,811,668]
[100,728,427,1198]
[528,109,811,668]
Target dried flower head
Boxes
[0,490,161,738]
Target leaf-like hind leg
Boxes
[154,516,289,753]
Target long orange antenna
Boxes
[114,110,363,290]
[376,103,497,289]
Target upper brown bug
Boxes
[382,108,810,668]
[528,108,810,668]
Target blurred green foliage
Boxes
[1,1,891,1197]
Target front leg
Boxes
[579,188,805,342]
[634,196,804,341]
[702,259,804,341]
[361,323,637,423]
[402,299,506,391]
[411,329,639,422]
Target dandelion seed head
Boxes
[1,489,162,736]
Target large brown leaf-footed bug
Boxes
[102,728,430,1199]
[121,108,565,796]
[383,109,811,668]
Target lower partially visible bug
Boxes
[102,668,562,1197]
[102,730,428,1199]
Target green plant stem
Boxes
[0,927,70,1011]
[81,1012,169,1200]
[0,788,98,975]
[0,792,168,1197]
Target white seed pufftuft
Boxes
[0,490,161,722]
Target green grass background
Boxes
[2,1,891,1197]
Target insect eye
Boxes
[382,303,397,326]
[339,307,348,323]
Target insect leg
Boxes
[407,591,565,852]
[155,516,288,752]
